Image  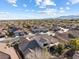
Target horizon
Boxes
[0,0,79,20]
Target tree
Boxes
[69,38,79,51]
[49,45,57,55]
[68,33,76,39]
[57,44,64,55]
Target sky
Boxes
[0,0,79,20]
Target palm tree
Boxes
[25,49,51,59]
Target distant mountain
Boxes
[57,15,79,20]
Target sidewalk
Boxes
[0,43,19,59]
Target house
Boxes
[8,26,18,33]
[39,31,55,36]
[34,37,49,48]
[31,26,48,34]
[0,29,7,38]
[49,42,59,47]
[68,25,79,30]
[52,26,69,33]
[34,34,60,44]
[18,36,53,59]
[28,32,35,36]
[52,26,60,32]
[0,36,31,59]
[0,33,5,38]
[57,27,69,33]
[46,31,55,36]
[7,26,19,37]
[18,38,42,59]
[14,30,25,37]
[0,38,6,41]
[69,30,79,38]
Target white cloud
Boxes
[0,12,27,20]
[6,0,17,7]
[39,6,45,8]
[59,7,66,13]
[31,10,35,12]
[0,12,9,14]
[38,8,57,13]
[59,6,70,12]
[7,0,17,4]
[23,4,27,7]
[0,12,11,20]
[66,7,70,10]
[37,8,57,17]
[69,0,79,4]
[35,0,56,8]
[25,9,29,12]
[36,0,43,5]
[46,8,57,12]
[43,0,56,6]
[59,7,64,10]
[59,10,65,13]
[13,4,18,7]
[66,2,70,5]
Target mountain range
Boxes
[57,15,79,19]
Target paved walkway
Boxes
[0,43,19,59]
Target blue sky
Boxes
[0,0,79,19]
